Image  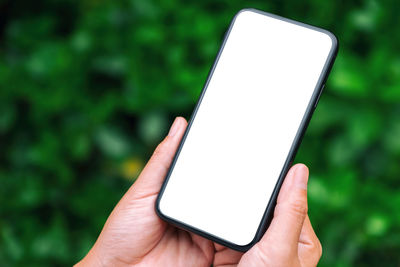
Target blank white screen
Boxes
[159,10,334,246]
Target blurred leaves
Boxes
[0,0,399,266]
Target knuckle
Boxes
[148,141,168,168]
[153,141,168,158]
[317,238,323,258]
[308,238,323,259]
[288,200,308,217]
[147,139,173,173]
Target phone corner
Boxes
[231,236,259,252]
[321,29,339,53]
[233,8,259,21]
[154,194,166,220]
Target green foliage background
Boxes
[1,0,399,266]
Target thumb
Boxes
[131,117,187,198]
[258,164,309,252]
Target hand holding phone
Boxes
[77,8,336,266]
[77,117,322,267]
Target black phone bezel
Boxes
[155,8,338,252]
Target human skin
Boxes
[76,117,322,267]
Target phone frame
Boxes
[155,8,338,252]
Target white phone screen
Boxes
[158,10,335,246]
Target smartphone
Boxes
[156,8,338,251]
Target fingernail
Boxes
[168,117,181,137]
[293,164,309,190]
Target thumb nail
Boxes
[293,164,309,190]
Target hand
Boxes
[76,117,322,267]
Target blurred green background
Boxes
[0,0,399,266]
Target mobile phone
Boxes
[156,8,338,252]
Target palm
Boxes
[107,187,240,266]
[137,225,213,266]
[123,192,214,266]
[128,176,243,266]
[139,212,244,267]
[138,225,243,267]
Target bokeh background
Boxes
[1,0,399,266]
